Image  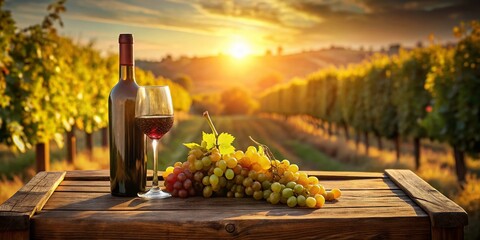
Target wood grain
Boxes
[42,190,418,211]
[32,210,430,240]
[0,171,65,239]
[55,178,399,193]
[64,170,386,181]
[386,169,468,228]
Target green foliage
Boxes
[0,0,192,152]
[393,48,434,138]
[423,21,480,154]
[221,87,258,115]
[260,20,480,157]
[174,74,193,92]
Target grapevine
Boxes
[163,111,341,208]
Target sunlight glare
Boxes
[229,41,251,59]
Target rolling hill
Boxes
[137,47,373,94]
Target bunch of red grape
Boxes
[164,167,195,198]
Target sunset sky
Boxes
[5,0,479,59]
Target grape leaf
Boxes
[202,132,216,149]
[218,132,235,155]
[183,143,200,149]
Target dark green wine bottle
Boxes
[109,34,146,196]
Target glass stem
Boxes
[152,139,159,190]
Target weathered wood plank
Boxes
[56,178,399,193]
[0,171,65,236]
[386,169,468,229]
[42,190,418,212]
[64,170,386,181]
[32,210,430,239]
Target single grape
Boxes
[245,186,254,196]
[297,195,306,207]
[219,176,227,187]
[171,189,179,197]
[210,152,221,162]
[315,194,325,208]
[288,164,299,173]
[209,174,219,186]
[187,154,196,163]
[166,173,177,184]
[201,156,212,167]
[252,181,262,191]
[287,196,297,208]
[271,182,282,193]
[236,185,245,193]
[193,171,204,182]
[280,196,288,204]
[286,181,296,189]
[253,190,263,200]
[284,171,294,181]
[241,168,249,177]
[257,173,267,182]
[234,192,244,198]
[217,160,227,171]
[225,169,235,180]
[233,165,242,175]
[248,170,257,180]
[242,177,253,187]
[331,188,342,199]
[235,175,245,185]
[183,179,192,189]
[194,160,203,171]
[294,184,304,194]
[173,181,183,190]
[234,150,244,160]
[227,191,234,198]
[326,191,335,201]
[282,188,294,199]
[306,197,317,208]
[308,176,319,185]
[172,167,182,175]
[226,157,237,168]
[213,167,224,177]
[262,180,272,190]
[203,186,213,198]
[177,172,186,182]
[178,189,188,198]
[174,162,182,168]
[263,189,272,200]
[270,192,281,204]
[202,176,210,186]
[309,184,320,195]
[192,148,203,158]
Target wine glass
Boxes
[135,86,174,199]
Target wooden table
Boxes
[0,169,467,239]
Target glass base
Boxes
[137,187,171,199]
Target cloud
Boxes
[5,0,480,58]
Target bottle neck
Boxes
[119,65,135,82]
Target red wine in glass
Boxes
[135,85,174,199]
[136,115,174,139]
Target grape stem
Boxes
[203,111,219,146]
[249,136,280,180]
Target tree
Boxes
[174,74,193,92]
[393,48,434,169]
[423,21,480,184]
[221,87,258,115]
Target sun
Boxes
[229,41,251,59]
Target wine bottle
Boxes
[109,34,146,196]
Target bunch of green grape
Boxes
[163,144,341,208]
